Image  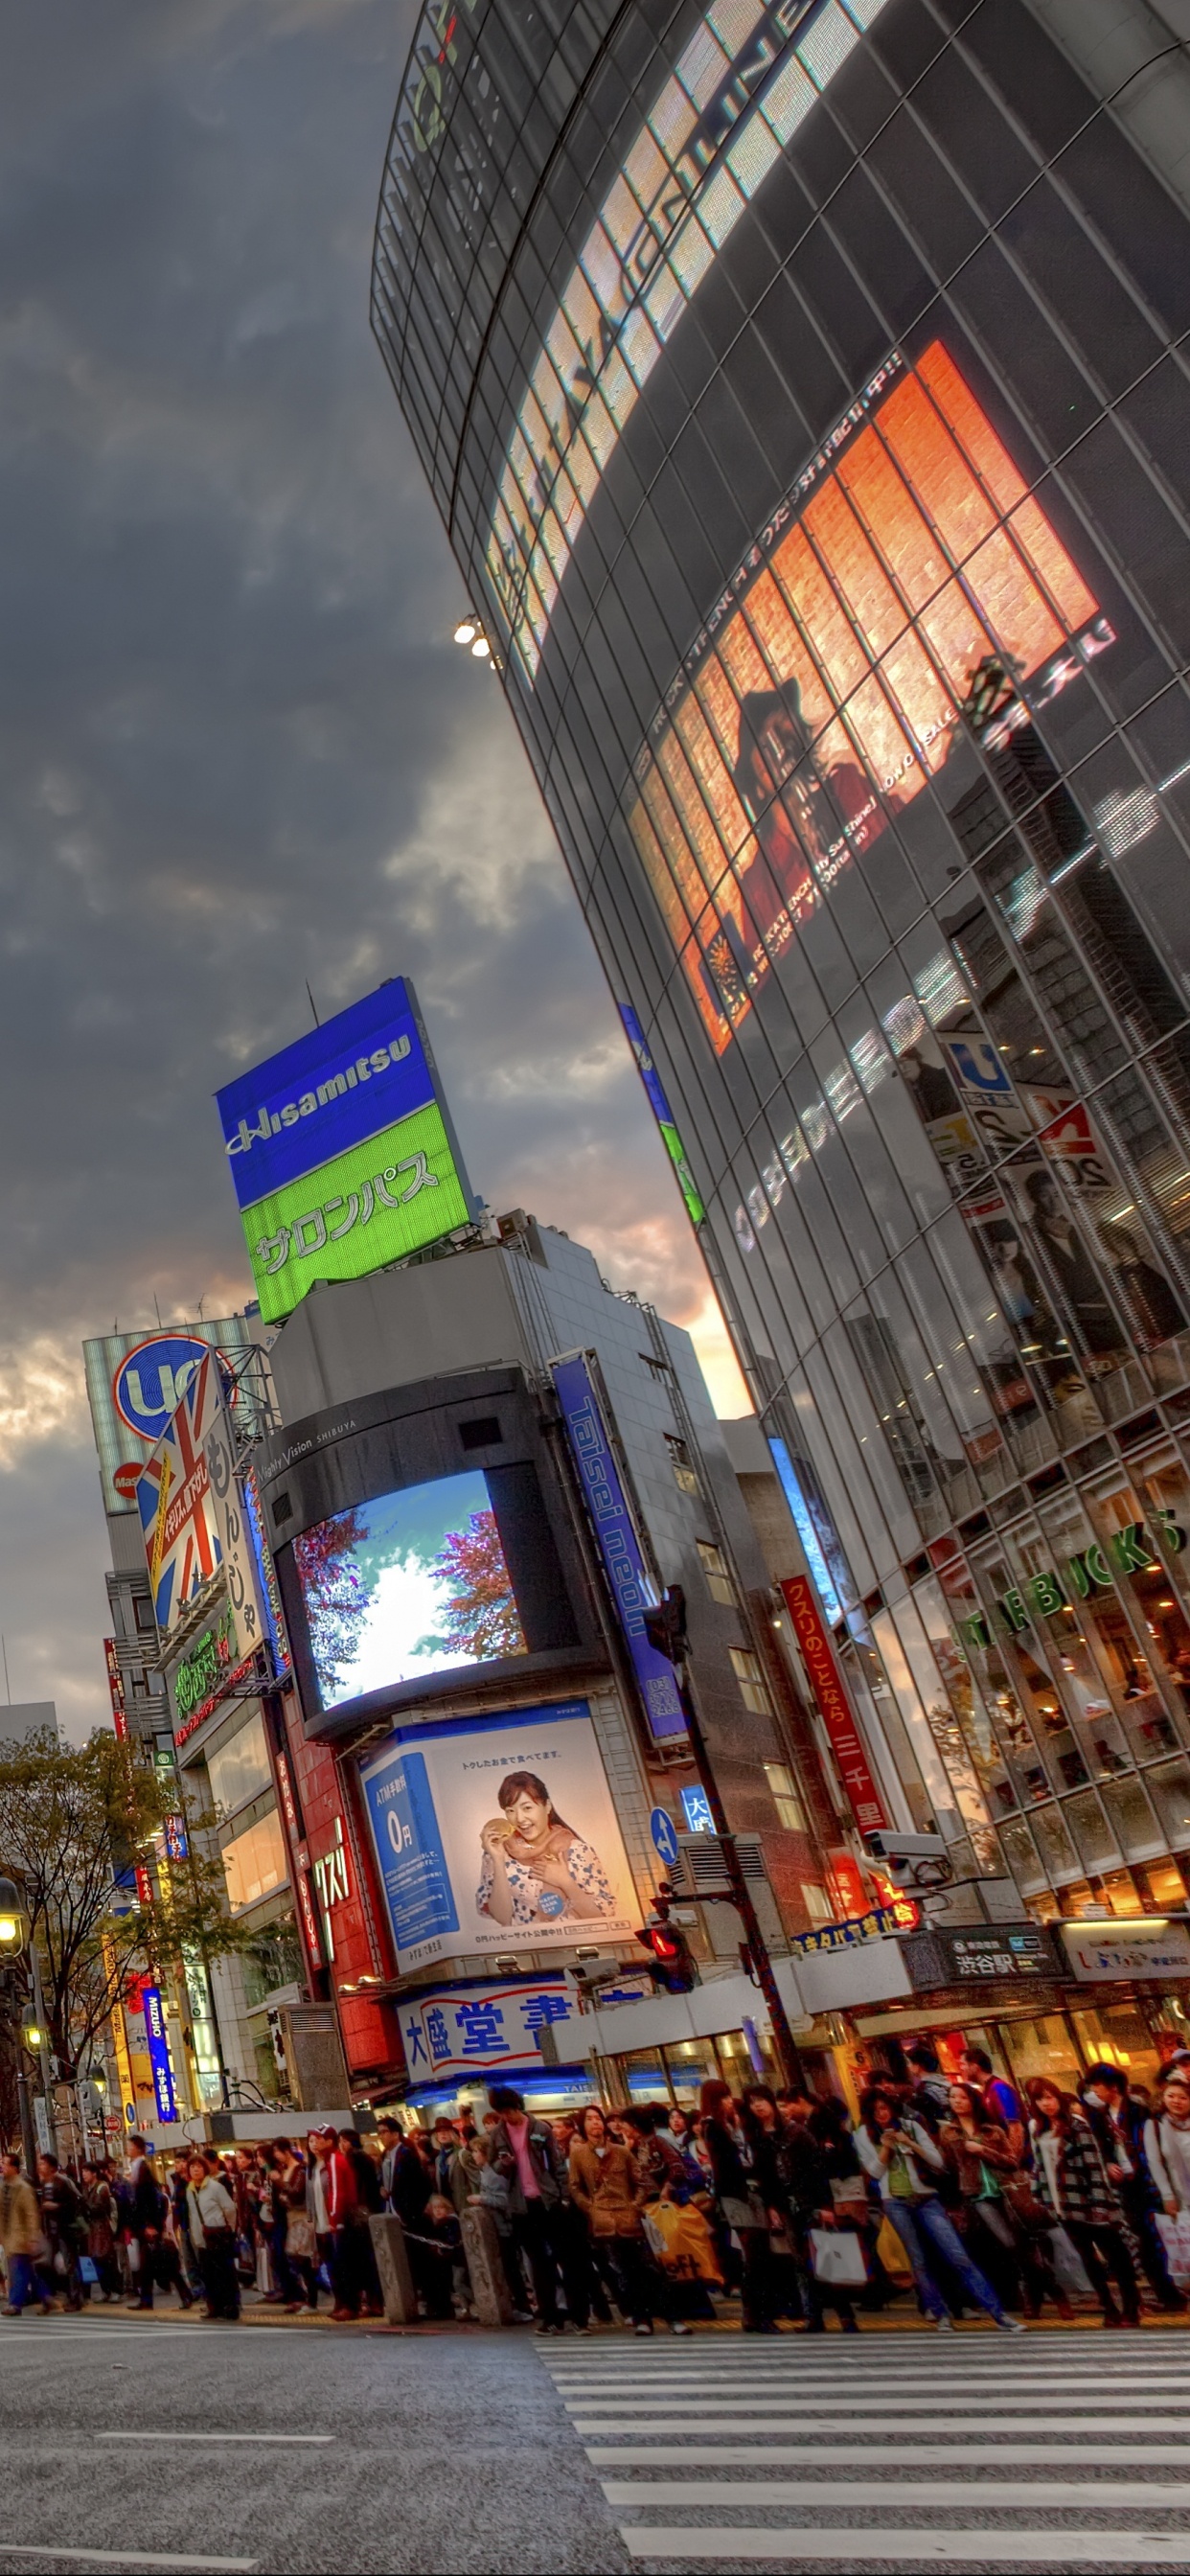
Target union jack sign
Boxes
[135,1350,224,1641]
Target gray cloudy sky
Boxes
[0,0,744,1739]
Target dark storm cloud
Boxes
[0,0,731,1736]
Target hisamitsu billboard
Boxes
[215,979,474,1324]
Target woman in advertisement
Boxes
[477,1769,617,1929]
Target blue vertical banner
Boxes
[551,1352,686,1741]
[619,1006,705,1226]
[141,1986,177,2124]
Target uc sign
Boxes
[112,1335,212,1443]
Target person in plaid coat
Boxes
[1026,2080,1140,2325]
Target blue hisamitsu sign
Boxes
[141,1986,177,2125]
[215,978,469,1211]
[551,1353,686,1742]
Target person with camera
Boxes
[856,2084,1024,2332]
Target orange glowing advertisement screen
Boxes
[629,343,1102,1053]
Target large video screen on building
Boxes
[291,1468,529,1713]
[629,341,1104,1054]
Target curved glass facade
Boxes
[374,0,1190,1922]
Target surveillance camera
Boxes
[864,1828,953,1892]
[866,1830,945,1860]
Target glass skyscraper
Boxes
[373,0,1190,1934]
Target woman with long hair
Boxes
[942,2081,1073,2323]
[700,2079,780,2333]
[569,2104,689,2336]
[856,2084,1023,2332]
[477,1771,617,1929]
[1027,2078,1140,2326]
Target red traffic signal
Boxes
[636,1914,696,1993]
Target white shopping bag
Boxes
[1156,2211,1190,2291]
[808,2227,868,2287]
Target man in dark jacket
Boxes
[124,2138,166,2311]
[1082,2063,1185,2313]
[486,2085,567,2333]
[36,2155,83,2311]
[776,2114,861,2334]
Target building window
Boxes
[207,1714,273,1821]
[221,1807,286,1913]
[801,1882,834,1923]
[729,1647,772,1714]
[697,1541,736,1606]
[665,1435,700,1497]
[764,1761,805,1832]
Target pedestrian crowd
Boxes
[2,2041,1189,2330]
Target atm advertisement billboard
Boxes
[357,1698,638,1975]
[215,980,474,1324]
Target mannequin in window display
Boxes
[1095,1222,1185,1350]
[1018,1168,1128,1362]
[974,1219,1078,1411]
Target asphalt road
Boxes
[2,2312,1190,2574]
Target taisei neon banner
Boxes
[552,1353,686,1741]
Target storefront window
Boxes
[1026,1802,1083,1885]
[1082,1456,1190,1749]
[996,1813,1047,1896]
[620,2049,670,2102]
[1145,1758,1190,1852]
[662,2041,717,2104]
[1097,1774,1164,1865]
[1070,2002,1163,2089]
[998,2013,1083,2093]
[866,1604,976,1866]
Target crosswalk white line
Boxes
[586,2444,1190,2466]
[563,2401,1190,2421]
[603,2478,1190,2508]
[548,2321,1190,2563]
[565,2395,1190,2414]
[550,2371,1190,2393]
[620,2533,1190,2564]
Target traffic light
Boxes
[643,1584,688,1666]
[636,1899,696,1993]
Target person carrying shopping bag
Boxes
[856,2085,1024,2333]
[1027,2079,1140,2327]
[757,2086,862,2334]
[1143,2065,1190,2296]
[569,2105,690,2336]
[937,2082,1069,2322]
[700,2079,782,2334]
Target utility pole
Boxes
[644,1586,805,2090]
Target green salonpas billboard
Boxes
[216,979,474,1323]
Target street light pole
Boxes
[644,1587,805,2090]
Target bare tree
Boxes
[0,1729,253,2077]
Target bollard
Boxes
[460,2203,514,2326]
[368,2212,418,2324]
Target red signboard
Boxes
[103,1639,128,1743]
[781,1575,889,1836]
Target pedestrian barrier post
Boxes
[459,2204,514,2327]
[368,2213,417,2324]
